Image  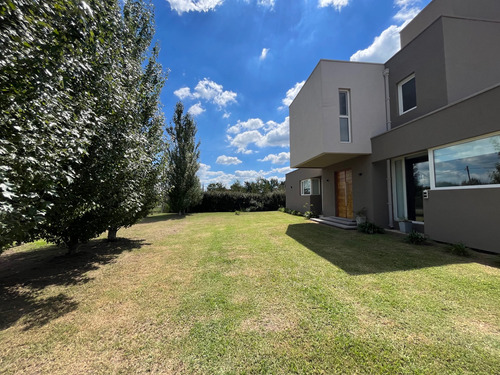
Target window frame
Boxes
[398,74,417,115]
[339,89,351,143]
[300,178,321,196]
[428,132,500,190]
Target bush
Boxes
[447,242,470,257]
[191,190,285,212]
[304,210,318,219]
[406,230,427,245]
[357,222,385,234]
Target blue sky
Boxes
[152,0,431,188]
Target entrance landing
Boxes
[311,216,357,230]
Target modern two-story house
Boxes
[286,0,500,253]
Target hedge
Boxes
[191,190,286,212]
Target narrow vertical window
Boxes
[398,74,416,114]
[339,90,351,142]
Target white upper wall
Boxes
[289,60,387,168]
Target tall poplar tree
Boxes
[165,102,202,215]
[40,0,166,252]
[0,0,113,250]
[1,0,166,253]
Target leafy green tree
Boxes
[207,182,226,192]
[164,102,203,215]
[39,0,166,251]
[0,0,165,253]
[37,0,131,253]
[244,177,281,194]
[0,0,115,250]
[103,2,166,240]
[230,180,245,192]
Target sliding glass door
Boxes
[393,153,430,222]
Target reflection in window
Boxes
[433,135,500,187]
[339,90,351,142]
[301,178,320,196]
[406,155,429,222]
[398,74,416,114]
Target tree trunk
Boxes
[66,238,80,255]
[107,227,118,242]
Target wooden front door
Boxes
[335,169,353,219]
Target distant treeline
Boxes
[192,190,285,213]
[188,178,286,212]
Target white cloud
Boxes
[260,47,270,61]
[258,152,290,165]
[194,78,237,107]
[173,87,192,100]
[259,118,290,148]
[166,0,224,15]
[216,155,242,165]
[197,163,289,188]
[174,78,237,110]
[350,1,423,63]
[258,0,275,8]
[350,25,401,63]
[318,0,349,11]
[227,118,265,134]
[280,80,305,109]
[188,102,205,116]
[227,117,290,153]
[230,130,263,153]
[394,6,420,22]
[223,112,231,119]
[270,166,294,175]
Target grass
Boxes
[1,212,499,374]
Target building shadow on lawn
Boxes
[286,223,499,275]
[0,238,148,331]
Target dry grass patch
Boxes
[1,212,500,374]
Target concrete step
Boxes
[311,216,358,230]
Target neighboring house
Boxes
[286,0,500,253]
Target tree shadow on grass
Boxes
[286,223,499,275]
[137,213,189,224]
[0,237,148,331]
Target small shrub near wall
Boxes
[357,222,385,234]
[191,191,286,212]
[406,231,427,245]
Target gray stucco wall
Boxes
[371,84,500,162]
[285,168,322,214]
[443,17,500,103]
[424,188,500,253]
[400,0,500,48]
[371,161,391,228]
[386,18,448,129]
[321,156,378,221]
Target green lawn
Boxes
[1,212,499,374]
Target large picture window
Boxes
[339,90,351,142]
[431,134,500,188]
[301,178,320,196]
[398,74,416,114]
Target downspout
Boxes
[383,68,394,228]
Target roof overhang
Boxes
[292,152,369,168]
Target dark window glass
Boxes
[339,91,348,116]
[401,77,416,112]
